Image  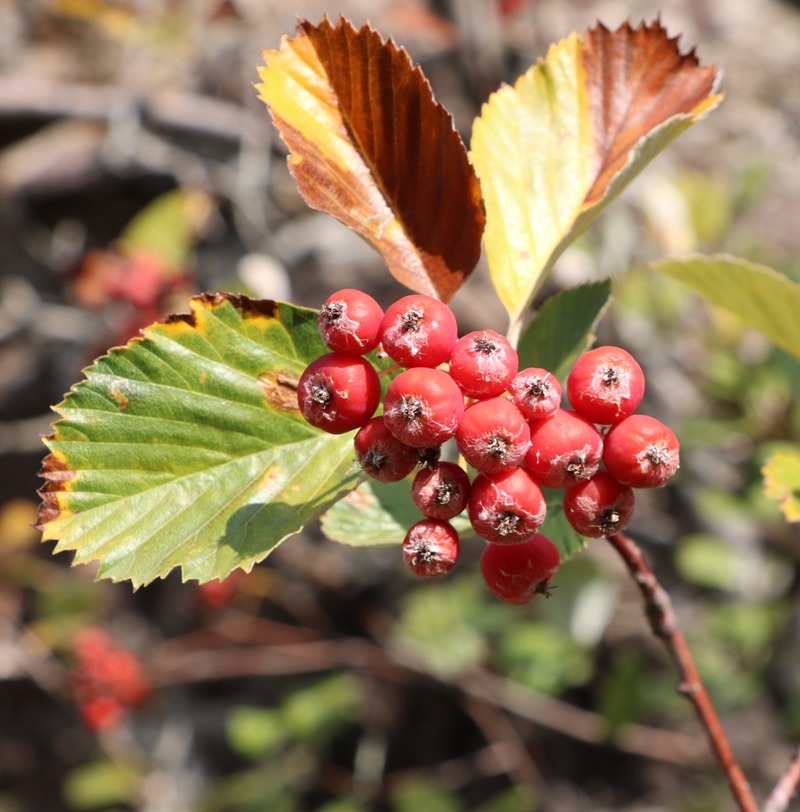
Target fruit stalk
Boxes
[764,746,800,812]
[606,531,758,812]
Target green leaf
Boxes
[763,449,800,523]
[517,280,612,380]
[38,294,361,586]
[63,761,139,809]
[540,498,587,563]
[227,708,288,760]
[652,254,800,360]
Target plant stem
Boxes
[764,747,800,812]
[606,531,759,812]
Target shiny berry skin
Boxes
[563,470,636,538]
[354,418,419,482]
[448,330,518,398]
[603,414,680,488]
[411,461,471,520]
[402,519,460,577]
[480,533,560,605]
[378,294,458,368]
[382,367,465,448]
[567,346,645,425]
[525,409,603,489]
[507,367,562,420]
[297,353,381,434]
[468,467,546,545]
[455,397,530,474]
[318,288,384,355]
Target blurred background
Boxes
[1,0,800,809]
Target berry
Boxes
[507,367,562,421]
[412,461,471,520]
[455,397,530,474]
[318,288,384,355]
[378,294,458,368]
[468,467,546,545]
[297,352,381,434]
[382,367,465,448]
[480,533,560,604]
[354,417,419,482]
[567,346,645,425]
[402,519,460,577]
[563,470,636,538]
[448,329,518,398]
[525,409,603,489]
[603,414,680,488]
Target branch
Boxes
[764,747,800,812]
[607,531,759,812]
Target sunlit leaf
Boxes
[257,16,485,302]
[38,295,362,587]
[653,254,800,360]
[471,19,720,326]
[763,450,800,523]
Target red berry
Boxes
[297,352,381,434]
[525,409,603,489]
[468,467,546,544]
[80,695,125,732]
[603,414,680,488]
[448,330,518,398]
[354,418,419,482]
[318,288,384,355]
[411,461,471,520]
[567,346,645,425]
[507,367,562,421]
[480,533,560,604]
[378,294,458,368]
[455,397,530,474]
[402,519,460,577]
[382,367,465,448]
[563,470,636,538]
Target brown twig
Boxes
[764,747,800,812]
[607,531,758,812]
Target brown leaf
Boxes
[583,20,720,206]
[257,16,484,302]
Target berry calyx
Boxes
[297,352,381,434]
[455,397,531,474]
[567,345,645,425]
[480,533,560,605]
[563,470,636,538]
[525,409,603,489]
[468,467,546,545]
[448,329,518,398]
[507,367,562,421]
[402,519,460,577]
[411,461,471,520]
[318,288,384,355]
[378,294,458,368]
[354,417,419,482]
[602,414,680,488]
[382,367,465,448]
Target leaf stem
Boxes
[606,531,759,812]
[764,747,800,812]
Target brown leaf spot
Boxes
[36,452,77,530]
[258,369,300,413]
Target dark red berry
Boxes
[468,467,546,545]
[378,294,458,368]
[602,414,680,488]
[297,352,381,434]
[354,418,419,482]
[524,409,603,489]
[480,533,560,604]
[318,288,384,355]
[402,519,460,577]
[382,367,465,448]
[567,346,645,425]
[507,367,562,421]
[411,461,471,520]
[563,470,636,537]
[448,330,519,398]
[455,397,530,474]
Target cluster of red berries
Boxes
[297,290,680,605]
[70,627,151,732]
